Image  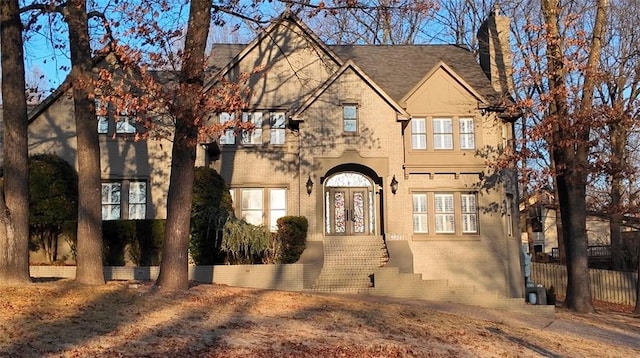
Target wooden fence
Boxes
[531,262,638,306]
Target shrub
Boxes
[275,216,308,264]
[28,154,78,263]
[221,218,273,264]
[189,167,233,265]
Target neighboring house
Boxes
[27,11,524,299]
[521,190,636,255]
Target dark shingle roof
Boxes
[330,45,500,104]
[208,43,502,105]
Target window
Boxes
[241,112,263,145]
[412,193,428,233]
[459,118,475,150]
[269,189,287,231]
[433,118,453,149]
[128,182,147,219]
[95,98,138,134]
[96,98,109,134]
[241,189,263,225]
[102,183,121,220]
[219,112,236,144]
[235,188,287,231]
[270,112,286,145]
[343,105,358,133]
[434,193,455,233]
[411,118,427,150]
[461,193,478,233]
[101,180,147,220]
[116,116,137,134]
[506,194,515,237]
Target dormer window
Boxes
[342,104,358,133]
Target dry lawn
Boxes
[1,280,639,357]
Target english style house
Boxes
[27,10,526,303]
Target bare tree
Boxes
[0,0,31,284]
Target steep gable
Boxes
[402,61,488,114]
[207,12,343,110]
[330,45,504,106]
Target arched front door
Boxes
[325,172,376,236]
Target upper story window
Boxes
[411,118,427,150]
[459,117,475,150]
[342,104,358,133]
[410,116,477,151]
[219,111,287,146]
[270,112,286,145]
[433,118,453,149]
[219,112,236,144]
[95,97,139,135]
[96,99,109,134]
[241,112,263,145]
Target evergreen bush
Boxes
[189,167,233,265]
[28,154,78,263]
[275,216,308,264]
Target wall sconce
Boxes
[390,175,399,195]
[306,175,314,195]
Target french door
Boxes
[327,187,370,236]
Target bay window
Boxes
[411,118,427,150]
[433,118,453,149]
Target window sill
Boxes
[411,234,481,242]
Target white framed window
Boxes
[241,112,263,145]
[269,189,287,231]
[459,117,475,150]
[101,183,121,220]
[343,104,358,133]
[233,188,287,231]
[433,118,453,149]
[461,193,478,233]
[101,180,147,220]
[412,193,428,233]
[434,193,455,233]
[219,112,236,144]
[128,181,147,220]
[411,118,427,150]
[270,112,286,145]
[241,189,264,226]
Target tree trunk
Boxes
[542,0,608,313]
[557,170,593,312]
[0,0,32,284]
[635,251,640,314]
[156,0,212,291]
[66,0,105,285]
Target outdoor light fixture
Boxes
[306,175,314,195]
[390,175,399,195]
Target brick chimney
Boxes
[477,6,514,96]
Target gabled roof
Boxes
[206,10,343,86]
[208,43,507,107]
[400,60,490,106]
[292,60,410,120]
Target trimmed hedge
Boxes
[275,216,308,264]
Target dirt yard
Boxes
[1,280,639,357]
